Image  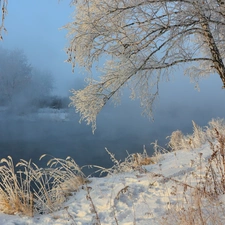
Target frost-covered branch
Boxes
[65,0,225,131]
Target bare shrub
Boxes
[205,129,225,195]
[168,121,206,151]
[168,118,225,151]
[161,189,225,225]
[160,129,225,224]
[191,121,207,148]
[206,118,225,141]
[167,130,187,151]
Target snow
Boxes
[0,143,218,225]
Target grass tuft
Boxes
[90,147,155,176]
[0,155,86,216]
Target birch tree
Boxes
[64,0,225,131]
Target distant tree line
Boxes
[38,96,70,110]
[0,47,69,113]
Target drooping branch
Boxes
[65,0,225,131]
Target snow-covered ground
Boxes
[0,142,222,225]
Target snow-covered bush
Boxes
[161,128,225,225]
[168,118,225,151]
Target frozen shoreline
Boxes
[0,142,223,225]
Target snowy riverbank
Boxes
[0,141,224,225]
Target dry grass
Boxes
[1,117,225,223]
[0,143,155,218]
[161,190,225,225]
[168,118,225,151]
[151,140,169,163]
[160,127,225,225]
[0,155,86,216]
[85,122,225,224]
[0,156,34,216]
[90,147,155,176]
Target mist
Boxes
[0,72,224,175]
[0,1,225,176]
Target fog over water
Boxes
[0,1,225,175]
[0,74,225,175]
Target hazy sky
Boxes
[0,0,75,95]
[1,1,224,97]
[1,0,225,140]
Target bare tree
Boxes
[0,47,54,113]
[0,47,32,103]
[0,0,8,40]
[64,0,225,132]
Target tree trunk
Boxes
[200,16,225,88]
